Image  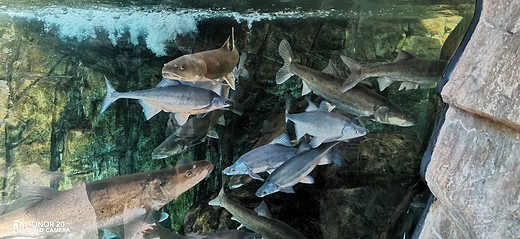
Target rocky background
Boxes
[0,2,473,238]
[419,0,520,238]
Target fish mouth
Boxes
[224,100,234,106]
[162,72,182,80]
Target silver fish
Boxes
[99,77,232,126]
[274,40,417,127]
[162,28,240,90]
[276,39,358,92]
[223,133,297,181]
[0,161,213,238]
[209,189,308,239]
[286,99,368,148]
[255,142,340,197]
[341,50,448,91]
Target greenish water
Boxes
[0,0,474,238]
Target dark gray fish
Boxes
[341,50,448,91]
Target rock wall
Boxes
[420,0,520,238]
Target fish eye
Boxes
[185,170,193,177]
[180,65,185,70]
[355,130,359,134]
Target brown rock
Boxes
[424,107,520,238]
[441,7,520,129]
[419,199,467,239]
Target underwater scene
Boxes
[0,0,474,238]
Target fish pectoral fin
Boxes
[310,136,327,148]
[139,100,162,120]
[174,113,190,126]
[377,78,394,91]
[294,124,306,141]
[207,128,219,139]
[217,115,226,126]
[1,185,60,215]
[122,207,148,238]
[248,171,265,182]
[224,73,236,90]
[299,175,315,184]
[254,201,273,219]
[280,186,295,193]
[301,80,312,96]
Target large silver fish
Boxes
[209,189,308,239]
[0,161,213,238]
[255,142,340,197]
[341,50,448,91]
[274,40,417,127]
[286,99,368,148]
[223,133,297,181]
[162,29,240,90]
[99,78,232,126]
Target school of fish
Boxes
[1,26,447,239]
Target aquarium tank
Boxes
[0,0,475,238]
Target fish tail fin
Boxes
[99,76,120,115]
[276,39,294,84]
[340,55,364,92]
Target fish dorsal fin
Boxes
[232,27,236,51]
[254,201,273,219]
[270,132,292,147]
[394,50,415,62]
[157,78,180,88]
[301,80,312,96]
[319,101,335,112]
[322,59,341,76]
[222,36,231,50]
[297,141,311,154]
[305,98,319,112]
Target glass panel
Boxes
[0,1,475,238]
